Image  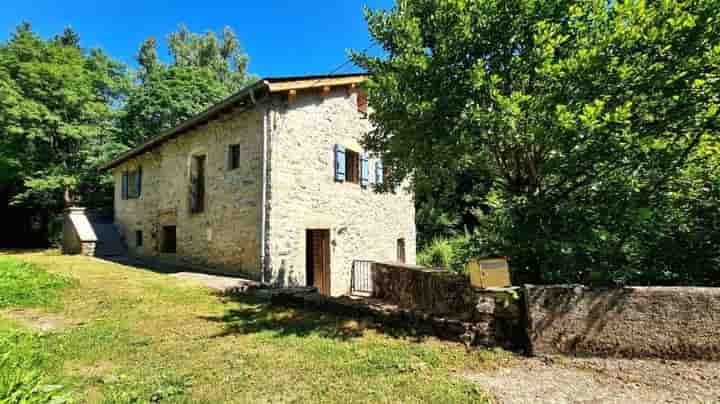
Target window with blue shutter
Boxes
[334,144,346,182]
[360,153,369,187]
[121,171,129,200]
[375,160,384,186]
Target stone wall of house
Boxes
[113,107,264,278]
[525,285,720,359]
[266,89,417,296]
[371,262,525,348]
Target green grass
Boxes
[0,257,76,309]
[0,251,497,403]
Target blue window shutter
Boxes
[375,160,384,186]
[360,153,369,187]
[137,166,142,196]
[334,144,346,182]
[121,172,129,200]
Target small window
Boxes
[382,165,393,191]
[190,155,206,213]
[121,172,129,200]
[228,144,240,170]
[357,90,368,114]
[161,226,177,253]
[345,149,360,184]
[397,238,406,263]
[125,166,142,199]
[135,230,143,247]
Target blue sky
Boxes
[1,0,393,77]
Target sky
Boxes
[1,0,394,77]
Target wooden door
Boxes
[307,230,331,295]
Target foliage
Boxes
[120,25,256,146]
[0,257,76,309]
[355,0,720,285]
[417,236,486,274]
[0,331,68,404]
[0,23,129,211]
[417,238,454,268]
[119,66,230,145]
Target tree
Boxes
[120,67,229,144]
[354,0,720,284]
[166,24,250,90]
[120,25,255,145]
[0,23,129,245]
[137,37,160,77]
[54,26,80,48]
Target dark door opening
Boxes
[161,226,177,253]
[306,229,330,295]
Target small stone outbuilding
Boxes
[61,207,97,256]
[101,74,416,296]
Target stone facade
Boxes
[266,88,416,295]
[113,108,264,278]
[112,83,416,293]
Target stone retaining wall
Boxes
[370,263,720,359]
[370,262,526,349]
[525,285,720,359]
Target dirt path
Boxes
[464,354,720,404]
[3,308,82,332]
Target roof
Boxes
[100,73,368,171]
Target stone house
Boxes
[101,74,416,296]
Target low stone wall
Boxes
[370,263,720,359]
[525,285,720,359]
[371,262,525,349]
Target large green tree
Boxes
[120,25,255,145]
[355,0,720,284]
[0,23,129,245]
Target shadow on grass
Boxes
[200,294,435,343]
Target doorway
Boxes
[306,229,330,295]
[161,226,177,253]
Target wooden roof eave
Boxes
[266,75,368,93]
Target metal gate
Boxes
[351,260,374,296]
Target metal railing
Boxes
[351,260,374,296]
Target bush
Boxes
[0,258,76,309]
[417,238,454,268]
[417,236,486,274]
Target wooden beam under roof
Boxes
[287,89,297,104]
[267,75,367,93]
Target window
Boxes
[345,149,360,184]
[135,230,143,247]
[397,238,406,263]
[190,155,206,213]
[161,226,176,253]
[121,167,142,200]
[228,144,240,170]
[382,165,393,191]
[357,90,368,114]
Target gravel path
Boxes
[464,354,720,403]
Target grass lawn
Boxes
[0,251,497,403]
